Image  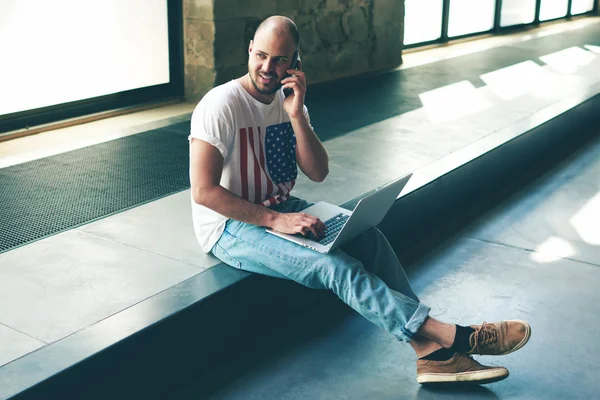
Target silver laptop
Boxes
[266,173,412,253]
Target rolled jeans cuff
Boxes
[400,302,431,340]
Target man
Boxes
[189,15,531,385]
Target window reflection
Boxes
[531,236,575,264]
[419,80,492,124]
[404,0,443,45]
[500,0,536,27]
[570,192,600,246]
[448,0,495,38]
[480,61,550,100]
[584,45,600,54]
[540,47,596,74]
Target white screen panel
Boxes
[539,0,569,21]
[448,0,495,38]
[0,0,170,116]
[571,0,595,14]
[500,0,536,27]
[404,0,443,45]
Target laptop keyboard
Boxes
[305,213,349,246]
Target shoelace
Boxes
[472,322,498,353]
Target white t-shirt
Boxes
[188,80,312,253]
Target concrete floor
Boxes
[171,129,600,400]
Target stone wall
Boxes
[183,0,216,101]
[183,0,405,102]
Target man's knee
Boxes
[342,227,388,259]
[301,253,363,291]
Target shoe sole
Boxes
[417,368,509,385]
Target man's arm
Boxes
[281,62,329,182]
[190,138,326,237]
[290,114,329,182]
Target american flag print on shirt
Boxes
[239,122,297,207]
[266,122,297,184]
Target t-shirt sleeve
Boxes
[188,100,233,159]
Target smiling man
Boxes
[188,15,531,386]
[245,20,299,97]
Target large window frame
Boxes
[0,1,184,135]
[404,0,599,49]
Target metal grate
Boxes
[0,122,191,254]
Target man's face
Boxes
[247,31,296,96]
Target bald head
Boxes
[254,16,300,49]
[245,16,300,100]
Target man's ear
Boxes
[248,40,253,54]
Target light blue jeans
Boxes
[211,197,431,342]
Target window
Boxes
[539,0,569,21]
[404,0,444,45]
[0,0,172,118]
[571,0,595,15]
[500,0,537,27]
[403,0,596,50]
[448,0,495,38]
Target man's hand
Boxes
[281,60,306,120]
[271,212,326,239]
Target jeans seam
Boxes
[214,242,242,269]
[223,227,260,248]
[400,325,415,339]
[224,229,310,269]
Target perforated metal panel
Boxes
[0,122,191,254]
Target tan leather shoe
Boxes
[417,353,509,384]
[467,320,531,356]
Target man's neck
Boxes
[238,74,276,105]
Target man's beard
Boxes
[249,71,282,95]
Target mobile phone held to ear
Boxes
[283,51,300,97]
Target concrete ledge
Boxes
[382,84,600,261]
[3,88,600,399]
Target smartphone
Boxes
[283,51,300,97]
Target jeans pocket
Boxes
[212,243,242,269]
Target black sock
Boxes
[451,325,475,353]
[419,347,455,361]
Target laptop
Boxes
[266,173,412,253]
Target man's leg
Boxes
[211,200,430,343]
[340,227,530,356]
[409,335,444,359]
[339,225,531,383]
[210,198,526,384]
[341,228,457,350]
[341,227,419,301]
